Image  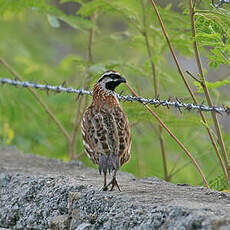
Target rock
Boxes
[0,148,230,229]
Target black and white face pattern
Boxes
[98,71,126,91]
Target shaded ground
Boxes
[0,147,230,230]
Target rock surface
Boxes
[0,147,230,230]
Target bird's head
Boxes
[97,70,126,91]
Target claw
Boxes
[102,175,121,192]
[101,186,108,191]
[110,177,121,191]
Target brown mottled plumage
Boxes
[81,71,131,191]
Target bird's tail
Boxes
[99,154,120,175]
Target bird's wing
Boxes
[81,107,100,164]
[112,106,131,165]
[81,105,131,168]
[81,106,115,163]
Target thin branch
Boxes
[185,70,201,83]
[192,0,197,11]
[125,82,209,188]
[159,126,169,181]
[134,135,145,178]
[83,12,97,108]
[169,150,216,179]
[188,0,230,189]
[0,58,71,142]
[88,13,97,64]
[75,151,85,160]
[69,96,83,160]
[140,0,158,96]
[69,12,97,159]
[169,160,191,180]
[149,0,228,187]
[140,0,168,181]
[150,0,196,101]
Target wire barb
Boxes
[212,0,230,8]
[0,77,229,115]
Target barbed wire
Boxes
[1,77,230,115]
[212,0,230,8]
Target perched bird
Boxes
[81,70,131,191]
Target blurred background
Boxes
[0,0,230,188]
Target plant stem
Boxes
[140,0,168,181]
[135,134,145,177]
[188,0,230,188]
[83,13,97,108]
[159,126,169,181]
[70,13,97,159]
[69,96,83,160]
[140,1,158,95]
[88,13,96,64]
[0,58,71,143]
[150,0,228,187]
[125,82,209,188]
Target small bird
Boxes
[81,70,131,191]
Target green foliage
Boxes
[0,0,94,31]
[209,173,228,191]
[194,79,230,93]
[0,0,230,188]
[195,8,230,68]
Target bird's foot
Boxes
[110,177,121,191]
[101,186,108,191]
[102,177,121,192]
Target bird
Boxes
[81,70,131,191]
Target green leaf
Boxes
[0,0,58,15]
[60,0,83,3]
[209,173,228,191]
[194,79,230,93]
[89,64,106,74]
[78,0,141,25]
[195,32,222,46]
[47,14,60,28]
[59,54,87,71]
[78,0,113,17]
[0,0,94,31]
[208,47,230,68]
[15,56,41,75]
[203,68,207,77]
[206,79,230,89]
[58,14,96,31]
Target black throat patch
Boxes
[105,81,121,91]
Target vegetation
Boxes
[0,0,230,190]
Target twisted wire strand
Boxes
[212,0,230,8]
[1,77,229,114]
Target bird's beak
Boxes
[118,76,126,84]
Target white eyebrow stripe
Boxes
[98,71,121,82]
[101,71,116,77]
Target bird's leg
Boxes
[102,172,108,191]
[110,170,121,192]
[103,170,121,192]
